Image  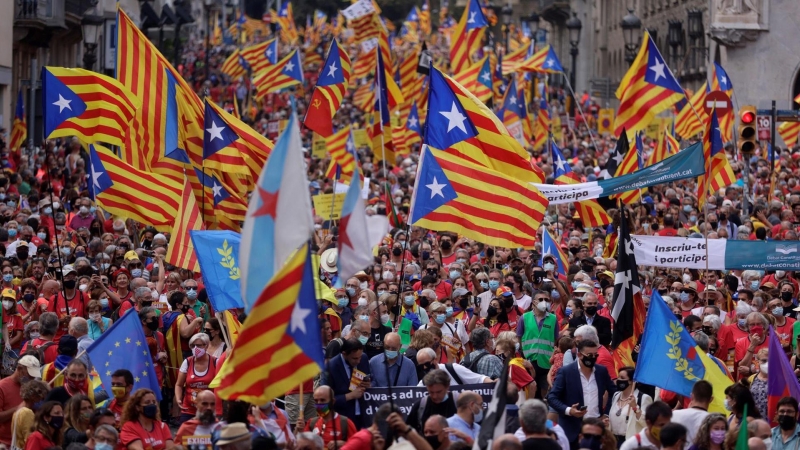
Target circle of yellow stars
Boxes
[103,337,150,383]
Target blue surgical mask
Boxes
[359,314,369,322]
[449,270,461,279]
[358,335,369,345]
[751,281,759,290]
[2,274,12,283]
[377,290,386,297]
[689,215,697,223]
[565,307,573,316]
[571,281,579,289]
[385,350,398,359]
[7,229,16,238]
[131,269,143,278]
[100,298,109,308]
[480,281,488,290]
[95,443,114,450]
[37,232,46,240]
[680,292,690,302]
[446,307,454,317]
[337,298,349,308]
[6,201,15,209]
[544,262,555,272]
[738,318,747,328]
[60,247,71,256]
[551,290,560,299]
[100,263,110,271]
[488,280,500,291]
[43,207,52,215]
[683,205,693,213]
[404,295,415,306]
[643,223,650,231]
[90,206,96,213]
[772,306,784,317]
[346,287,356,297]
[186,289,198,300]
[435,314,446,324]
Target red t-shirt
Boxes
[0,376,22,444]
[775,317,797,350]
[179,356,218,416]
[21,338,58,364]
[305,414,357,447]
[3,314,23,342]
[412,279,452,301]
[120,420,173,450]
[734,336,768,379]
[657,228,679,237]
[24,431,54,450]
[340,428,374,450]
[47,291,88,342]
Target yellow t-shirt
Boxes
[12,406,34,449]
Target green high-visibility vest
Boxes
[521,312,556,369]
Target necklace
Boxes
[615,394,633,416]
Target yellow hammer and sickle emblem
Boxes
[312,98,322,109]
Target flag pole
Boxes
[47,350,88,386]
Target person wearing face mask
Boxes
[617,401,673,450]
[321,338,371,429]
[771,397,800,450]
[41,334,78,386]
[608,367,652,444]
[10,379,49,450]
[175,390,221,447]
[174,333,218,424]
[691,413,730,450]
[182,279,209,324]
[61,394,93,446]
[547,337,615,446]
[767,298,796,352]
[399,287,429,329]
[677,282,700,318]
[300,385,356,448]
[445,391,483,444]
[518,290,557,400]
[475,269,504,318]
[48,265,89,341]
[568,292,612,346]
[24,401,64,449]
[735,312,770,380]
[95,369,133,427]
[0,354,41,446]
[17,279,46,325]
[421,301,469,363]
[45,358,96,405]
[778,282,799,320]
[119,388,174,449]
[424,415,453,450]
[139,307,168,388]
[369,332,418,387]
[324,288,352,338]
[364,301,392,359]
[0,289,23,354]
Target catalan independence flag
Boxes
[517,45,563,73]
[165,178,204,272]
[9,89,26,153]
[540,228,568,277]
[253,49,303,100]
[42,67,140,147]
[449,0,488,74]
[203,100,249,174]
[648,127,679,166]
[451,55,493,103]
[673,84,706,140]
[779,121,800,148]
[89,144,181,227]
[324,127,358,183]
[204,101,272,183]
[532,87,550,150]
[216,244,323,404]
[303,39,352,137]
[221,49,248,79]
[501,42,530,75]
[551,139,611,228]
[240,39,278,75]
[614,31,684,137]
[611,132,643,204]
[697,109,735,205]
[710,63,734,142]
[276,1,300,44]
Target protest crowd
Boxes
[4,0,800,449]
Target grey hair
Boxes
[134,286,152,300]
[702,314,721,331]
[519,399,549,434]
[189,333,210,347]
[68,317,88,335]
[296,432,324,450]
[470,327,493,350]
[428,301,444,313]
[104,245,117,256]
[405,263,421,274]
[422,290,438,302]
[73,257,91,267]
[39,312,59,336]
[746,312,769,328]
[417,347,437,361]
[574,324,599,344]
[24,321,39,339]
[693,331,709,351]
[741,270,762,282]
[94,424,119,443]
[137,307,156,322]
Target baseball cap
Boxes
[1,289,16,300]
[496,286,513,297]
[58,335,78,355]
[17,355,41,378]
[62,265,77,277]
[452,288,470,298]
[124,250,140,261]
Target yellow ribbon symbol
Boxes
[217,240,240,280]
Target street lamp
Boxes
[526,11,539,43]
[565,12,581,114]
[620,8,642,64]
[667,20,683,68]
[501,3,513,52]
[81,4,104,70]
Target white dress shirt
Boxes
[564,368,600,418]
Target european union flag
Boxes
[190,230,244,311]
[86,308,162,400]
[633,291,704,396]
[424,68,477,150]
[88,144,113,200]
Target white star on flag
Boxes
[53,94,73,113]
[545,58,554,67]
[426,177,446,198]
[266,48,273,57]
[555,157,566,172]
[612,150,625,165]
[721,76,727,85]
[649,58,667,81]
[408,116,418,129]
[327,61,338,78]
[212,181,223,198]
[92,165,104,189]
[206,120,226,141]
[480,71,491,82]
[439,101,468,134]
[468,11,476,22]
[284,60,295,72]
[290,302,311,334]
[509,95,517,105]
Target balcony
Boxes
[15,0,67,29]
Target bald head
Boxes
[194,390,217,416]
[492,434,522,450]
[384,332,400,353]
[748,419,771,440]
[42,280,60,296]
[313,385,334,405]
[748,438,766,450]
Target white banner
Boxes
[629,235,727,269]
[342,0,375,20]
[531,181,604,204]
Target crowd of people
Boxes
[0,2,799,450]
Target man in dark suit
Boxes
[322,337,371,429]
[547,338,615,448]
[568,292,612,346]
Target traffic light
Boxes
[738,105,757,157]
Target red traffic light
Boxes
[740,110,755,124]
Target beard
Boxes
[198,409,216,425]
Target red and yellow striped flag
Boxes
[611,134,642,204]
[253,49,303,100]
[240,39,278,75]
[452,55,493,103]
[449,0,487,73]
[501,43,530,75]
[674,84,706,140]
[9,90,26,153]
[216,245,322,404]
[648,128,679,166]
[323,127,357,183]
[165,178,204,272]
[779,121,800,148]
[221,49,248,79]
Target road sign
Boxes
[756,115,772,141]
[703,90,731,114]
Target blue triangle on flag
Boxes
[424,68,478,150]
[203,101,240,159]
[88,144,114,200]
[410,146,458,222]
[42,68,87,138]
[644,37,682,93]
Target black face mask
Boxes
[599,279,610,290]
[778,414,797,431]
[392,248,402,256]
[569,247,580,255]
[417,362,434,380]
[459,297,469,310]
[657,288,668,295]
[503,297,514,309]
[425,435,441,449]
[578,435,602,450]
[585,306,598,316]
[615,380,630,391]
[719,213,727,221]
[440,241,452,250]
[487,306,498,317]
[63,279,77,289]
[782,291,793,302]
[422,251,430,260]
[426,268,438,278]
[376,207,387,215]
[581,354,597,368]
[16,250,28,259]
[504,282,515,290]
[702,326,715,336]
[142,301,153,308]
[581,266,593,274]
[709,221,718,229]
[180,305,190,313]
[146,319,159,331]
[419,296,430,309]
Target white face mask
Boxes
[359,281,369,290]
[151,290,159,300]
[89,313,101,321]
[382,271,395,281]
[682,273,692,283]
[536,301,549,312]
[357,298,368,307]
[1,300,12,310]
[763,437,773,450]
[79,284,88,292]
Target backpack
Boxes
[34,341,56,365]
[460,351,491,373]
[110,298,135,323]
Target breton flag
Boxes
[610,206,646,369]
[472,360,509,450]
[337,167,388,281]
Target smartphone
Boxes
[578,405,587,412]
